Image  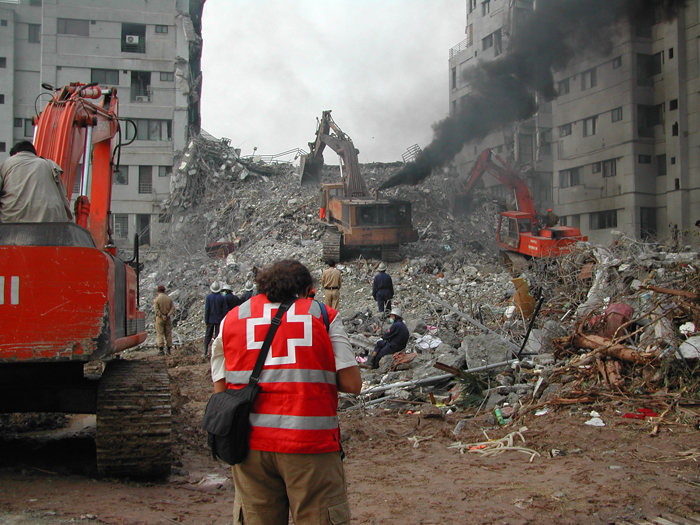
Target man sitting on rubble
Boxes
[0,140,73,223]
[365,307,409,370]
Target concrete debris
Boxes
[135,133,700,429]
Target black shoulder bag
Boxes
[201,299,293,465]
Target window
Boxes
[57,18,89,37]
[611,107,623,122]
[559,123,572,137]
[28,24,40,43]
[121,23,146,53]
[583,116,597,137]
[640,208,657,240]
[637,54,655,86]
[0,94,4,104]
[651,51,663,75]
[672,122,679,136]
[138,166,153,194]
[451,100,457,115]
[590,210,617,230]
[0,143,5,153]
[559,167,581,188]
[158,166,171,177]
[155,25,168,34]
[91,68,119,85]
[639,155,652,164]
[612,56,622,69]
[581,68,597,90]
[539,129,552,156]
[113,168,128,185]
[160,71,174,82]
[14,118,22,128]
[519,133,534,163]
[112,214,129,239]
[469,0,477,13]
[482,29,501,55]
[125,119,172,141]
[24,119,33,137]
[558,78,570,95]
[451,67,457,90]
[657,154,667,176]
[592,162,601,174]
[670,99,678,110]
[638,104,663,137]
[0,57,6,68]
[482,0,490,16]
[669,47,674,59]
[0,20,7,27]
[602,159,616,178]
[131,71,151,102]
[29,0,42,5]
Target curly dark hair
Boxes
[256,259,313,303]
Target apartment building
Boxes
[0,0,204,249]
[449,0,700,245]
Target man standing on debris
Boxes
[153,285,176,356]
[240,280,256,302]
[204,281,227,358]
[372,262,394,315]
[210,259,361,525]
[365,307,409,369]
[222,283,241,312]
[0,140,73,223]
[321,259,342,310]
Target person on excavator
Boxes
[545,209,559,228]
[0,141,72,223]
[364,307,409,370]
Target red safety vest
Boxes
[222,295,340,454]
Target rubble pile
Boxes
[138,135,699,430]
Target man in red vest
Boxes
[210,259,361,525]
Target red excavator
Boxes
[456,149,587,269]
[0,83,171,478]
[299,110,418,262]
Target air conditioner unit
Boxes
[135,95,149,102]
[125,35,140,44]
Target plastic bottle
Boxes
[494,407,505,426]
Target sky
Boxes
[200,0,466,163]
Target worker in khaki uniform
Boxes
[153,285,176,355]
[0,141,72,223]
[321,259,342,309]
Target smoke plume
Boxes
[379,0,687,190]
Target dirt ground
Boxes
[0,348,698,525]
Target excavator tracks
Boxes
[95,360,172,478]
[322,230,342,262]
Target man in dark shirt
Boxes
[365,307,409,369]
[204,281,227,358]
[240,280,256,302]
[372,262,394,315]
[222,283,241,311]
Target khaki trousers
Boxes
[155,317,172,346]
[323,289,340,310]
[232,449,350,525]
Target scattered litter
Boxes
[407,435,434,448]
[535,409,549,416]
[448,427,540,462]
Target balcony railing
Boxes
[449,38,469,58]
[131,87,152,103]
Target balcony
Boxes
[131,87,152,103]
[449,38,469,59]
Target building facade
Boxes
[449,0,700,246]
[0,0,203,249]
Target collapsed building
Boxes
[139,134,699,430]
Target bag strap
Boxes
[318,301,330,332]
[248,298,294,387]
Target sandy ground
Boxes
[0,349,698,525]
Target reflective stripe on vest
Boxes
[225,368,336,385]
[250,413,339,430]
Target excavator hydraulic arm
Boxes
[299,110,370,197]
[33,82,120,250]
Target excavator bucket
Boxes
[299,154,323,186]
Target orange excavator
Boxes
[299,110,418,262]
[457,149,587,269]
[0,83,171,478]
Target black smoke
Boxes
[379,0,688,190]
